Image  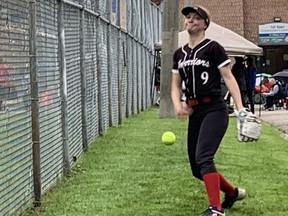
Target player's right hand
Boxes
[175,103,193,117]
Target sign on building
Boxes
[110,0,118,25]
[110,0,126,30]
[120,0,126,30]
[258,22,288,45]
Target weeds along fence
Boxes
[0,0,162,215]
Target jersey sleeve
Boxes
[211,41,231,69]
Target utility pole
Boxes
[159,0,179,118]
[183,0,192,6]
[179,0,192,31]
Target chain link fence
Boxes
[0,0,162,215]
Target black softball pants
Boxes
[187,101,228,180]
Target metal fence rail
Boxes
[0,0,161,215]
[0,0,33,214]
[36,0,64,195]
[84,14,98,144]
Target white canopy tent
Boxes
[155,22,263,56]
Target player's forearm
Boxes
[224,76,243,110]
[171,74,183,112]
[171,84,182,112]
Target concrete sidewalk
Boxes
[255,106,288,135]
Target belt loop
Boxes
[202,96,212,103]
[187,99,199,107]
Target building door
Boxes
[264,46,288,74]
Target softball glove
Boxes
[236,108,261,142]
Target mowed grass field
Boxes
[22,108,288,216]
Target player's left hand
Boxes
[235,108,261,142]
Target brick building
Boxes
[176,0,288,74]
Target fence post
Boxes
[107,0,113,127]
[96,18,104,135]
[140,46,144,111]
[131,40,135,115]
[107,24,113,127]
[57,0,71,175]
[135,41,139,114]
[125,34,130,118]
[29,0,41,207]
[117,30,122,124]
[140,1,145,111]
[80,3,88,150]
[142,47,146,110]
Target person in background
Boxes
[254,76,271,93]
[171,5,247,216]
[245,57,257,113]
[261,78,282,111]
[154,58,161,106]
[231,57,247,106]
[262,76,272,90]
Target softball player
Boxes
[171,5,246,216]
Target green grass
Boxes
[21,108,288,216]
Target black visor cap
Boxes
[181,6,210,27]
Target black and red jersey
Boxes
[172,39,230,99]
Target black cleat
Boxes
[221,188,246,209]
[201,206,225,216]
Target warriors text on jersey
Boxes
[172,39,231,99]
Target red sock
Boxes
[218,172,237,197]
[202,172,221,210]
